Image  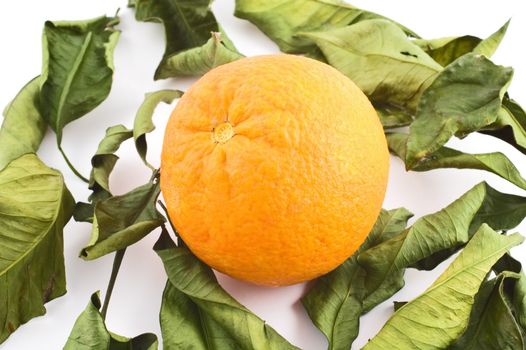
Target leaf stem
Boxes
[58,145,89,183]
[101,248,126,320]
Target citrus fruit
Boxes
[160,54,389,286]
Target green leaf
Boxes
[413,35,481,67]
[0,77,46,171]
[41,15,120,145]
[89,125,133,195]
[302,208,413,350]
[302,19,442,111]
[64,292,158,350]
[480,95,526,155]
[472,19,510,57]
[157,32,244,77]
[358,182,526,302]
[133,0,241,79]
[133,90,183,168]
[363,225,524,349]
[450,271,524,349]
[493,254,526,333]
[413,20,509,66]
[0,154,74,343]
[376,105,413,129]
[405,53,514,168]
[80,180,165,260]
[155,229,300,349]
[234,0,418,57]
[388,132,526,191]
[74,125,133,223]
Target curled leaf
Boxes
[388,132,526,191]
[363,225,524,349]
[0,77,46,171]
[413,20,510,66]
[64,292,158,350]
[450,271,524,349]
[481,95,526,155]
[132,0,241,79]
[133,89,183,168]
[405,53,513,168]
[0,154,74,343]
[158,32,244,77]
[155,228,300,349]
[235,0,418,57]
[302,20,441,111]
[80,180,165,260]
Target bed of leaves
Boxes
[1,0,526,349]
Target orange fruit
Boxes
[161,54,389,286]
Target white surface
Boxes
[1,1,526,349]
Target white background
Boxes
[2,1,526,349]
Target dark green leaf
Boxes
[0,77,46,171]
[413,20,509,66]
[363,225,524,349]
[450,272,524,350]
[0,154,74,344]
[158,32,244,77]
[155,229,300,349]
[480,95,526,155]
[302,208,412,350]
[302,19,441,111]
[388,132,526,191]
[376,105,413,129]
[392,301,406,311]
[80,180,165,260]
[41,15,120,144]
[235,0,418,57]
[64,292,158,350]
[405,53,513,168]
[133,89,183,168]
[133,0,241,79]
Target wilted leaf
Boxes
[388,132,526,191]
[363,225,524,349]
[74,125,133,223]
[413,20,509,66]
[89,125,133,195]
[405,53,513,168]
[133,89,183,168]
[450,271,524,349]
[481,95,526,155]
[132,0,240,79]
[158,32,244,77]
[64,292,158,350]
[80,180,165,260]
[0,77,46,171]
[235,0,417,57]
[472,19,510,57]
[376,106,413,129]
[302,208,413,350]
[302,20,441,111]
[155,229,300,349]
[41,15,120,145]
[0,154,74,343]
[358,181,526,303]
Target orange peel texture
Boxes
[161,55,389,286]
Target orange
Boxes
[160,54,389,286]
